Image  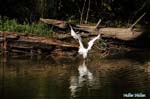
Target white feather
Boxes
[71,26,80,39]
[87,34,100,51]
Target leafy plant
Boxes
[0,17,54,37]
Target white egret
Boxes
[70,27,100,59]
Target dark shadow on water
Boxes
[105,50,150,64]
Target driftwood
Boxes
[40,18,69,29]
[0,32,78,55]
[98,28,142,41]
[40,18,144,41]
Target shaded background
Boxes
[0,0,149,24]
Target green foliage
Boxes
[0,17,54,37]
[99,39,108,49]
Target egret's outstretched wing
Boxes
[70,26,80,40]
[78,36,84,51]
[87,34,100,51]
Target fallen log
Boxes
[0,32,78,55]
[40,18,69,29]
[0,32,78,48]
[98,28,142,41]
[40,18,144,41]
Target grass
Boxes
[0,17,54,37]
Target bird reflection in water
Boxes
[69,26,101,97]
[69,60,95,97]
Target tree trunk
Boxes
[80,0,87,24]
[85,0,90,24]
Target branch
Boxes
[80,0,87,24]
[134,0,148,16]
[129,13,146,29]
[96,19,102,29]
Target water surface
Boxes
[0,51,150,99]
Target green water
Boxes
[0,51,150,99]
